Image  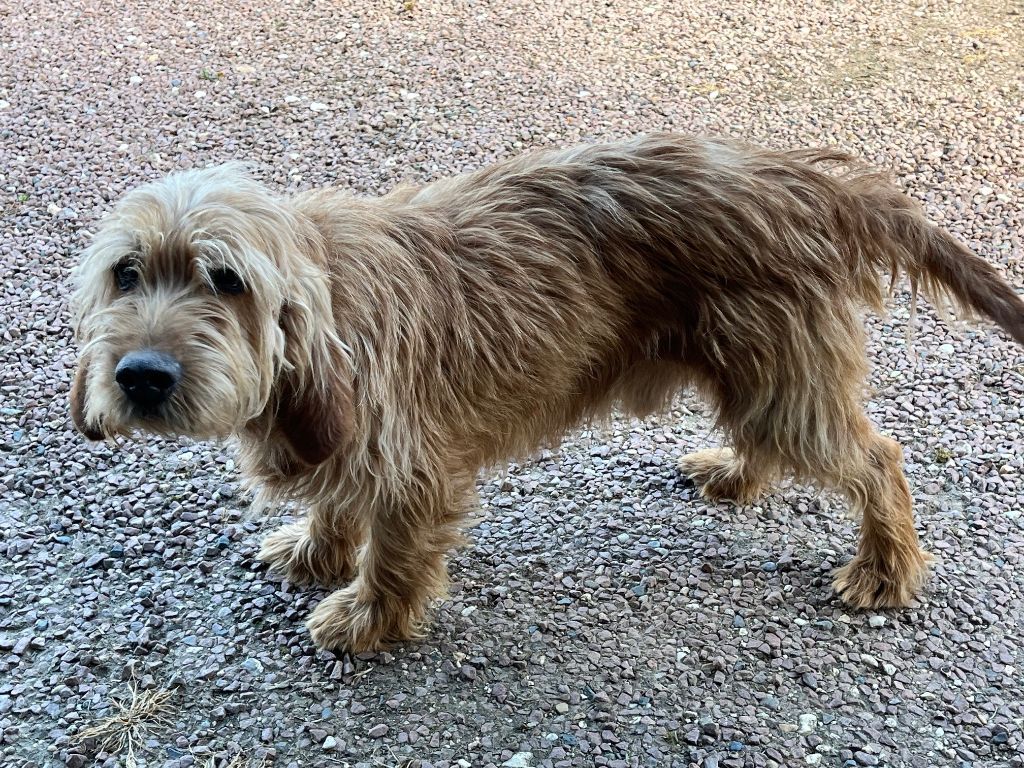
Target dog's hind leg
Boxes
[687,300,932,608]
[678,447,771,504]
[305,477,472,652]
[258,505,361,587]
[697,395,932,608]
[829,426,934,608]
[612,360,773,503]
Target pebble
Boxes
[799,714,818,734]
[502,753,533,767]
[82,553,106,569]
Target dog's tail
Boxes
[912,225,1024,346]
[839,167,1024,347]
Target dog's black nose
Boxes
[115,350,182,409]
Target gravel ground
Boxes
[2,1,1023,767]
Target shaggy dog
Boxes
[70,135,1024,651]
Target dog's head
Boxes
[70,164,353,469]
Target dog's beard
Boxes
[85,354,253,440]
[80,316,274,442]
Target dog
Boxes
[70,134,1024,652]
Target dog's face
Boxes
[71,165,352,468]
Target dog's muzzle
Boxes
[115,350,182,410]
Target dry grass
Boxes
[200,755,272,768]
[76,682,175,767]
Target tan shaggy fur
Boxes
[70,134,1024,652]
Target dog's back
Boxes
[299,134,1021,469]
[412,133,1022,345]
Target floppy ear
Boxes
[273,303,355,469]
[70,356,105,441]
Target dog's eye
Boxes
[210,267,245,296]
[113,262,140,292]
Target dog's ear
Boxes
[273,303,355,469]
[70,356,105,440]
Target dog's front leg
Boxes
[304,484,468,652]
[258,504,360,587]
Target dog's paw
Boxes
[678,448,763,504]
[258,521,354,587]
[832,550,934,609]
[305,583,425,653]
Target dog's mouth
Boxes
[97,404,168,439]
[116,390,240,442]
[126,402,170,423]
